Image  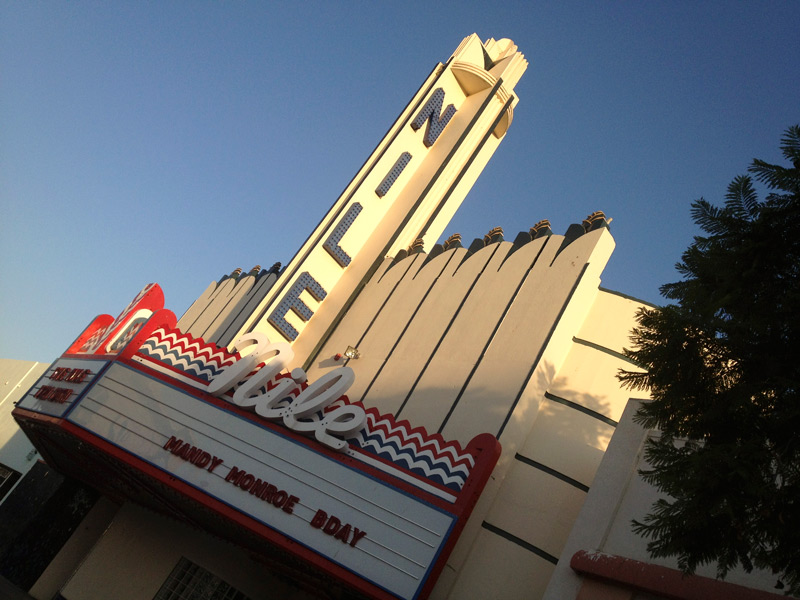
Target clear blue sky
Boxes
[2,2,798,363]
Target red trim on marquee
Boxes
[64,313,115,355]
[117,308,177,360]
[63,284,174,359]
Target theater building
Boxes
[4,34,784,600]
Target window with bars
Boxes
[0,463,21,502]
[153,557,253,600]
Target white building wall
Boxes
[543,399,778,600]
[58,502,317,600]
[0,358,49,500]
[303,225,649,598]
[440,289,648,599]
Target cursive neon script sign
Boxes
[207,333,366,451]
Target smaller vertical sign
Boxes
[16,358,106,418]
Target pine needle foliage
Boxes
[618,125,800,595]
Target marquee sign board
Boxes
[16,358,106,418]
[14,285,500,600]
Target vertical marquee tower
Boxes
[230,35,527,367]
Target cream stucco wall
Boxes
[12,280,652,600]
[296,223,650,599]
[436,288,647,599]
[543,400,778,600]
[59,502,317,600]
[29,497,121,600]
[0,358,49,496]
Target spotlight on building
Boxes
[344,345,361,360]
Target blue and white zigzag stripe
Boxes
[350,429,472,491]
[138,336,231,382]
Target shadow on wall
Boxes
[502,358,560,440]
[351,352,615,455]
[538,387,614,448]
[517,363,617,488]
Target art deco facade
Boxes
[2,34,782,600]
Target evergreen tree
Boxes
[619,125,800,595]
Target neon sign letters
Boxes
[208,333,366,451]
[34,385,73,404]
[266,87,457,342]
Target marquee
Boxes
[14,284,500,600]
